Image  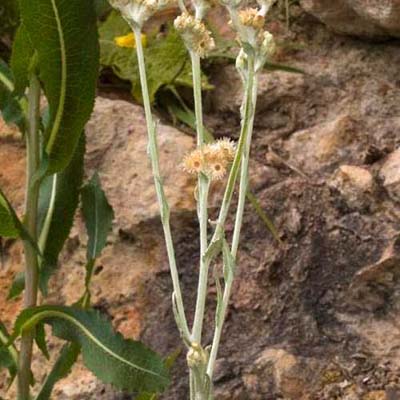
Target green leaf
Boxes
[10,24,34,96]
[35,323,50,360]
[81,173,114,261]
[136,393,159,400]
[35,343,80,400]
[7,271,25,300]
[265,61,305,75]
[0,0,19,38]
[0,188,40,256]
[165,92,214,144]
[246,190,282,244]
[0,58,25,131]
[18,0,99,174]
[0,189,19,238]
[222,239,235,284]
[13,306,170,393]
[99,14,211,103]
[0,321,18,387]
[38,134,85,294]
[94,0,112,18]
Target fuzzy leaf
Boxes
[13,306,170,393]
[38,134,85,294]
[35,343,80,400]
[18,0,99,174]
[99,13,211,102]
[81,174,114,261]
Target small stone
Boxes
[363,390,387,400]
[379,148,400,202]
[328,165,375,209]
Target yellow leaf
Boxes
[114,33,147,48]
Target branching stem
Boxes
[207,55,257,381]
[133,27,190,341]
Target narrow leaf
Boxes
[0,321,18,387]
[13,306,170,393]
[0,188,40,254]
[81,174,114,261]
[18,0,99,173]
[35,343,80,400]
[222,239,235,283]
[35,323,50,360]
[38,134,85,294]
[0,189,19,238]
[0,59,25,131]
[136,394,159,400]
[246,190,282,244]
[7,272,25,300]
[10,24,34,96]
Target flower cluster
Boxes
[182,138,236,181]
[109,0,173,28]
[174,13,215,57]
[239,8,265,30]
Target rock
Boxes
[248,348,319,399]
[283,114,357,175]
[363,391,387,400]
[328,165,375,209]
[349,237,400,312]
[301,0,400,38]
[212,65,306,116]
[379,148,400,202]
[85,97,196,232]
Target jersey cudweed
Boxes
[108,0,277,397]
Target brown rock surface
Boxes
[1,5,400,400]
[301,0,400,38]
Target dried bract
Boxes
[255,30,276,71]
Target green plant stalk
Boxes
[18,71,41,400]
[191,50,211,345]
[133,27,190,341]
[207,56,257,381]
[231,70,258,258]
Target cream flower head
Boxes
[174,13,215,57]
